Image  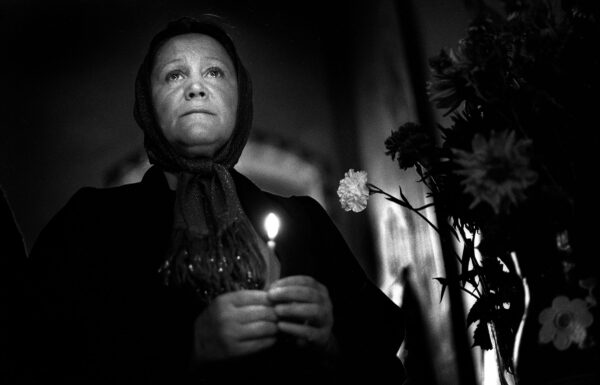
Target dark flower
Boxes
[440,108,492,152]
[385,122,435,170]
[427,48,475,114]
[452,130,538,214]
[341,0,591,366]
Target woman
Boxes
[18,16,405,384]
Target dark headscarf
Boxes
[133,16,265,306]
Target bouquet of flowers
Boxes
[338,0,598,377]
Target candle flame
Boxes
[264,213,280,240]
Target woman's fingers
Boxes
[269,275,319,288]
[277,321,332,348]
[236,336,278,354]
[225,290,272,307]
[273,302,321,324]
[235,320,279,340]
[277,321,315,339]
[266,276,334,350]
[268,285,322,303]
[236,304,278,323]
[192,290,279,362]
[268,275,329,305]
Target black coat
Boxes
[13,166,405,384]
[1,187,29,383]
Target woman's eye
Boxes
[205,67,224,78]
[165,71,184,82]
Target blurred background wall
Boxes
[0,0,490,383]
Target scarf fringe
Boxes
[160,215,266,306]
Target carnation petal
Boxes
[337,169,370,213]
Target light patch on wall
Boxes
[103,149,151,188]
[237,140,327,208]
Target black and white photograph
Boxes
[1,1,598,384]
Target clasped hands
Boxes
[192,275,333,363]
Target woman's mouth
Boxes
[182,109,215,117]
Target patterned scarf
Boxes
[133,17,265,306]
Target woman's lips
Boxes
[182,109,215,117]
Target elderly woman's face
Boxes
[151,33,238,158]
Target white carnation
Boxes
[337,169,370,212]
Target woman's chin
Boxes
[173,141,221,159]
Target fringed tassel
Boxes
[159,216,266,306]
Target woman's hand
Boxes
[267,275,334,349]
[192,290,278,363]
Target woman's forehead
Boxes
[154,33,234,67]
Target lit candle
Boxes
[264,212,280,252]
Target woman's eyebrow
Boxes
[155,58,185,72]
[204,56,224,62]
[203,56,233,68]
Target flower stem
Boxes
[368,183,441,233]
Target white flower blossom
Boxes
[337,169,370,212]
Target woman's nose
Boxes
[185,80,207,100]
